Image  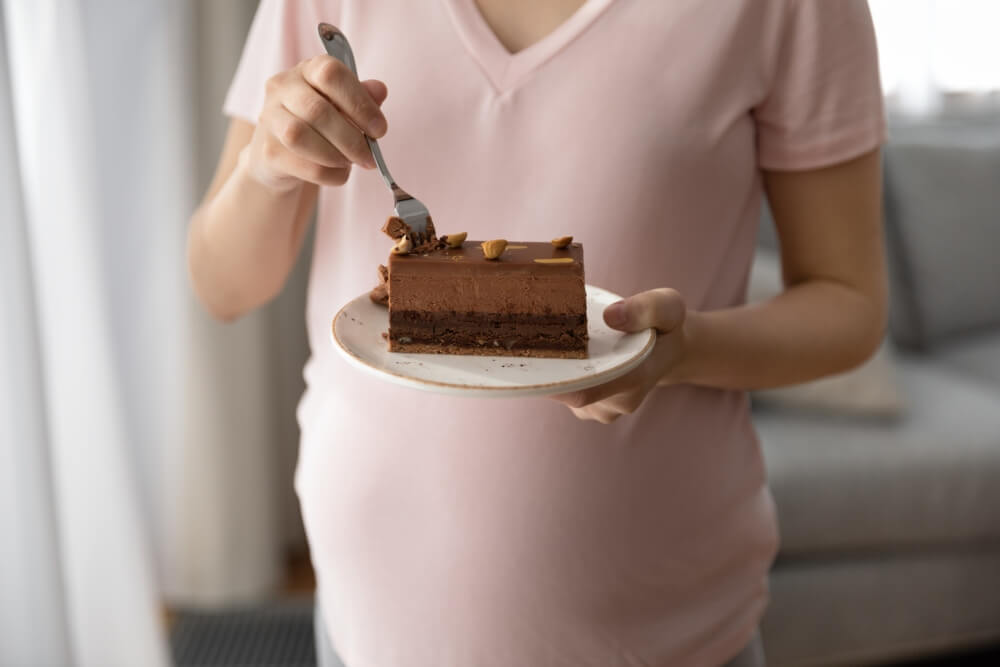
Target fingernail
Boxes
[604,300,627,328]
[367,116,387,138]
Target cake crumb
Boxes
[369,284,389,306]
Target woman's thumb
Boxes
[603,288,685,334]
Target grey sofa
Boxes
[754,113,1000,666]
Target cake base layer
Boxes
[388,310,587,358]
[388,341,587,359]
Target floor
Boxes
[171,600,316,667]
[893,647,1000,666]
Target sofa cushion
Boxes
[936,330,1000,387]
[762,549,1000,667]
[754,356,1000,555]
[883,123,1000,348]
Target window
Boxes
[869,0,1000,108]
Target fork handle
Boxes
[318,23,396,190]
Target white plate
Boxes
[331,284,656,398]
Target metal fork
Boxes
[318,23,434,243]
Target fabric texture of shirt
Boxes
[224,1,885,664]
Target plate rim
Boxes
[331,284,656,397]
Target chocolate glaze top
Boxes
[389,241,583,275]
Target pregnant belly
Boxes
[294,385,774,647]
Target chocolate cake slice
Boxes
[386,239,588,358]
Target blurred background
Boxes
[1,1,997,666]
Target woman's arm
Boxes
[671,148,887,389]
[554,148,887,421]
[187,119,319,322]
[187,56,388,321]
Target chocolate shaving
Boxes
[382,216,410,239]
[412,235,447,254]
[377,264,388,284]
[382,214,438,246]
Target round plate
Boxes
[331,285,656,398]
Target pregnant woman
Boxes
[187,1,886,665]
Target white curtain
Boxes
[1,0,171,663]
[2,0,308,663]
[869,0,1000,111]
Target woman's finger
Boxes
[361,79,388,106]
[572,405,622,424]
[264,103,352,168]
[280,81,374,167]
[302,55,388,138]
[257,132,352,186]
[593,406,622,424]
[599,389,648,416]
[552,364,645,408]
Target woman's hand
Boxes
[245,55,389,193]
[552,288,687,424]
[189,56,389,321]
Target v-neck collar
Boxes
[441,0,619,93]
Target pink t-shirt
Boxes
[225,1,885,665]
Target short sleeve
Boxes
[223,0,333,124]
[754,0,886,171]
